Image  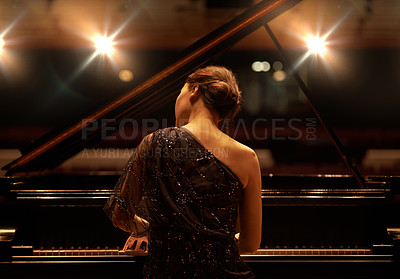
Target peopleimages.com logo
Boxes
[81,117,318,141]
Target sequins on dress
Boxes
[104,127,256,278]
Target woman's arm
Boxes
[104,134,153,236]
[238,150,262,254]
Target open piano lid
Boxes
[2,0,302,175]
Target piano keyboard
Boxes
[31,248,147,257]
[12,246,147,257]
[12,246,377,258]
[10,245,393,272]
[247,248,371,256]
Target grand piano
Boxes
[1,0,399,278]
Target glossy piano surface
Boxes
[1,173,399,279]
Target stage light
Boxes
[305,36,326,56]
[0,38,4,51]
[252,61,263,72]
[252,61,271,72]
[94,36,114,56]
[119,69,133,82]
[273,70,286,82]
[261,61,271,72]
[273,61,283,71]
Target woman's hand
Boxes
[123,235,149,251]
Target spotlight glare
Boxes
[0,38,4,49]
[94,36,114,56]
[306,36,326,56]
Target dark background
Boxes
[1,0,399,175]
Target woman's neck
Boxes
[184,109,221,139]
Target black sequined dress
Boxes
[104,127,255,278]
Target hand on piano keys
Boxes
[123,235,148,252]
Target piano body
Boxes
[1,173,399,278]
[1,0,399,278]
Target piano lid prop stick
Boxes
[263,23,366,189]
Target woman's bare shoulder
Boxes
[224,133,257,158]
[221,135,259,187]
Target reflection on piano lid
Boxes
[261,174,391,205]
[2,174,393,206]
[0,228,15,242]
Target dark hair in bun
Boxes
[186,66,242,120]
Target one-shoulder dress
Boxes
[104,127,255,278]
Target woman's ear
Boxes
[189,85,201,103]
